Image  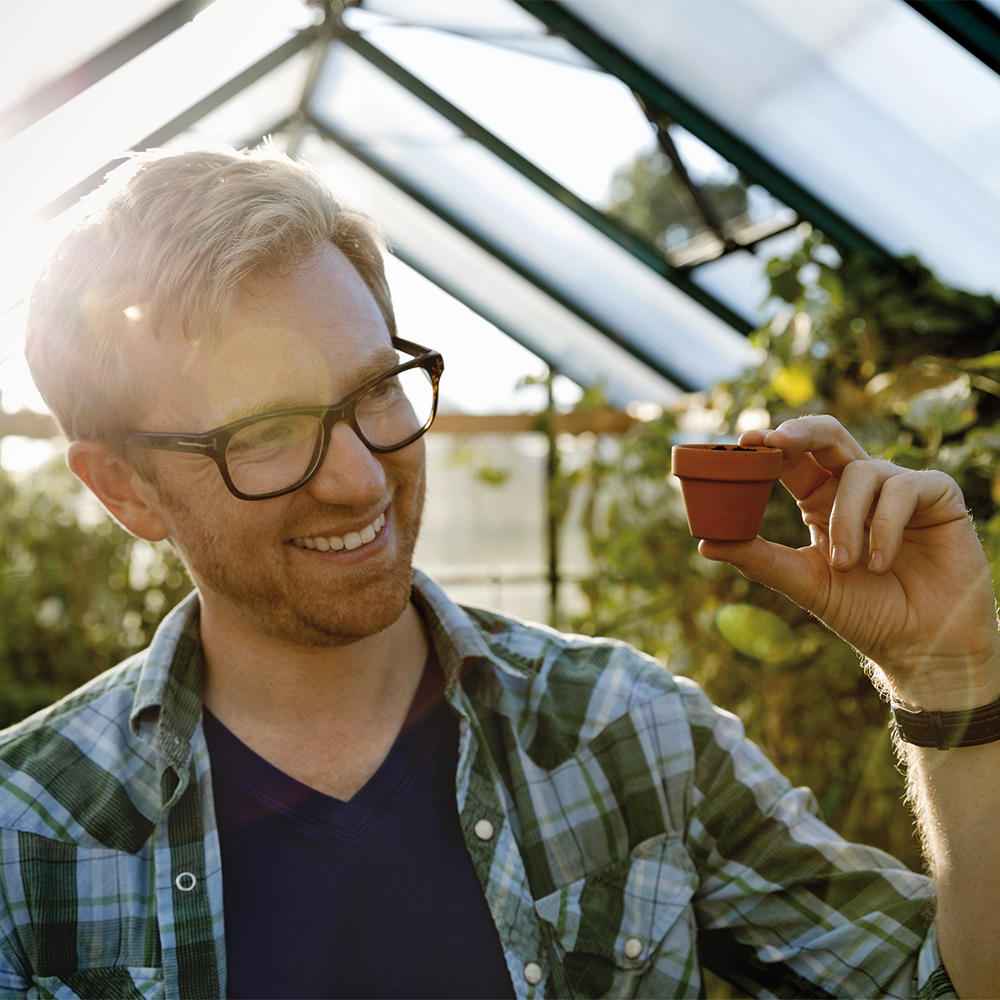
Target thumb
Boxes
[698,536,823,612]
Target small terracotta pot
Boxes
[671,444,783,541]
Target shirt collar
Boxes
[410,568,529,690]
[125,570,525,758]
[129,589,202,764]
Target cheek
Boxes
[145,459,246,536]
[392,437,426,482]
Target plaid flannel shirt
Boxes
[0,570,954,999]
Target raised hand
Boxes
[699,415,1000,710]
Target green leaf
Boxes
[899,376,977,436]
[770,364,816,406]
[475,466,510,487]
[959,351,1000,371]
[715,603,798,664]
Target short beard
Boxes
[149,461,425,649]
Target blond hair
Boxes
[25,145,396,450]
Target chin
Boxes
[260,565,414,649]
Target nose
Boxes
[304,420,387,505]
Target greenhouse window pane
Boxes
[298,132,682,407]
[161,48,314,151]
[308,44,757,391]
[559,0,1000,296]
[343,4,648,208]
[0,0,314,226]
[0,0,177,111]
[691,228,806,327]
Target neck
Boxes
[197,596,430,798]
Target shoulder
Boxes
[415,570,727,767]
[0,650,147,750]
[0,651,160,846]
[466,603,677,699]
[461,604,700,761]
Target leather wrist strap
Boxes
[891,695,1000,749]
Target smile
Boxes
[291,512,386,553]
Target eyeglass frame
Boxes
[124,336,444,501]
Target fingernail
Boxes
[869,550,884,572]
[832,545,849,567]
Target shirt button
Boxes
[174,872,197,892]
[624,936,643,960]
[474,818,495,841]
[523,962,543,985]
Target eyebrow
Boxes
[217,346,401,426]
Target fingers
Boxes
[734,415,969,575]
[698,468,968,611]
[740,415,866,502]
[828,459,900,570]
[827,465,967,573]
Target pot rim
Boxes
[671,443,783,482]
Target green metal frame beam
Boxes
[41,23,323,220]
[0,1,218,142]
[513,0,890,260]
[305,110,697,392]
[904,1,1000,77]
[339,29,753,334]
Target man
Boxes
[1,145,997,999]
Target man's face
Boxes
[129,244,425,648]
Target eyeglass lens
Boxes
[224,365,435,497]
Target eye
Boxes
[228,416,314,456]
[361,375,404,409]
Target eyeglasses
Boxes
[125,337,444,501]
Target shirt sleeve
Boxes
[0,904,30,996]
[0,830,31,998]
[675,677,956,999]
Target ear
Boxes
[67,440,170,542]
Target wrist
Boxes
[891,696,1000,750]
[875,646,1000,713]
[877,646,1000,750]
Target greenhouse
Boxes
[1,3,1000,993]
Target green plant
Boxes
[0,457,191,727]
[569,231,1000,869]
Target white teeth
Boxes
[294,512,386,553]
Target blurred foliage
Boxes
[607,146,750,254]
[0,457,191,727]
[568,230,1000,871]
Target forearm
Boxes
[900,704,1000,998]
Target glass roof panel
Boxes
[298,132,683,408]
[308,43,758,390]
[161,48,314,150]
[347,0,595,69]
[346,3,799,286]
[605,123,798,269]
[559,0,1000,296]
[350,0,544,36]
[343,7,647,207]
[690,227,807,326]
[0,0,176,109]
[0,0,313,227]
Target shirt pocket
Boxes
[534,833,697,999]
[29,966,164,1000]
